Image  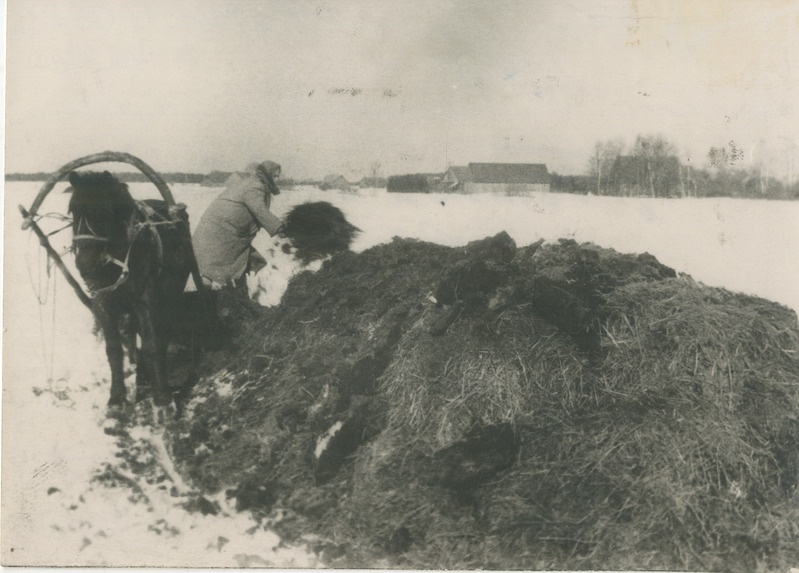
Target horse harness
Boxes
[73,201,187,297]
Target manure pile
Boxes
[169,233,799,571]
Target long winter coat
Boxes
[193,174,283,284]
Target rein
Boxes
[73,215,109,242]
[74,202,175,297]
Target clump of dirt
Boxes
[281,201,360,263]
[167,233,799,571]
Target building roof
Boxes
[224,172,245,187]
[359,177,387,187]
[447,166,474,184]
[322,174,349,184]
[320,174,351,190]
[467,163,550,184]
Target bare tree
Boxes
[679,152,699,198]
[587,138,624,194]
[706,141,744,173]
[633,134,678,197]
[589,142,601,194]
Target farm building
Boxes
[424,172,444,188]
[358,176,387,189]
[222,172,245,187]
[440,166,473,190]
[202,170,232,187]
[441,163,550,194]
[319,174,352,191]
[200,170,253,187]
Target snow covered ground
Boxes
[3,180,798,566]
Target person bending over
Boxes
[193,160,284,288]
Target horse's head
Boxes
[68,170,135,280]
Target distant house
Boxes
[609,155,680,197]
[440,166,473,190]
[201,170,233,187]
[319,174,351,191]
[358,176,387,189]
[387,174,429,193]
[223,172,245,187]
[441,163,550,194]
[423,173,444,188]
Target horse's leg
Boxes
[124,313,138,365]
[96,306,127,408]
[135,352,152,402]
[106,333,127,407]
[135,295,172,407]
[170,339,200,419]
[153,335,171,407]
[122,312,152,401]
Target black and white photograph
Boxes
[3,0,799,570]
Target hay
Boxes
[282,201,360,263]
[169,236,799,570]
[472,276,799,570]
[380,308,588,448]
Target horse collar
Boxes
[126,208,141,243]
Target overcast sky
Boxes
[5,0,799,180]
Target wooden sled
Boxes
[19,150,208,312]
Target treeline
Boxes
[578,135,799,200]
[6,171,206,184]
[550,174,594,195]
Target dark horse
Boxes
[68,170,196,409]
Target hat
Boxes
[256,160,282,195]
[256,160,281,178]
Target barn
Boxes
[358,176,387,189]
[441,162,550,194]
[319,174,352,191]
[223,172,245,187]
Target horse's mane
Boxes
[68,170,136,249]
[68,169,132,201]
[68,170,135,220]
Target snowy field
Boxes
[3,180,798,566]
